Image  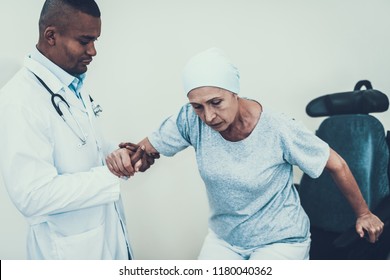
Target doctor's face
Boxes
[188,86,239,132]
[52,11,101,76]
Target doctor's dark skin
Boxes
[36,6,146,176]
[36,9,101,76]
[105,142,159,176]
[106,145,146,178]
[118,142,160,172]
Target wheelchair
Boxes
[297,80,390,259]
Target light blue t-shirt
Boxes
[148,103,329,248]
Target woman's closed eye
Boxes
[210,99,222,106]
[191,104,203,110]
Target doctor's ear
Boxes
[43,27,57,46]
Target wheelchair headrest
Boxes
[306,80,389,117]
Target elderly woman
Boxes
[106,48,383,260]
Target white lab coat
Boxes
[0,56,132,259]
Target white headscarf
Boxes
[182,48,240,95]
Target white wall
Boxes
[1,0,389,259]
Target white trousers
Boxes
[198,229,311,260]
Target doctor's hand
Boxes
[119,142,160,172]
[106,146,144,178]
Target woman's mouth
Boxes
[209,122,223,128]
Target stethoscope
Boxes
[33,73,103,146]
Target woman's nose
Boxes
[204,107,216,123]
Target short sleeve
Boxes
[280,115,330,178]
[148,104,194,157]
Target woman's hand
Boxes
[356,211,384,243]
[326,148,385,243]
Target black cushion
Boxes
[306,80,389,117]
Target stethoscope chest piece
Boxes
[91,102,103,117]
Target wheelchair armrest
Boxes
[333,195,390,248]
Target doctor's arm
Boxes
[0,104,137,218]
[326,148,384,243]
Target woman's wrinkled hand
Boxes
[355,212,384,243]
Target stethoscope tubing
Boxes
[33,72,88,145]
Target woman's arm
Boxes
[106,107,193,177]
[326,148,384,243]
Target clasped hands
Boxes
[106,142,160,178]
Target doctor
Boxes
[0,0,143,259]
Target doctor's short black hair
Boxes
[39,0,100,33]
[61,0,100,17]
[43,0,100,17]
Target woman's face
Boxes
[187,86,239,132]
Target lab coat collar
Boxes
[24,55,88,112]
[24,55,64,94]
[29,48,77,91]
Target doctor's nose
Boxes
[86,42,97,57]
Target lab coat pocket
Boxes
[54,222,108,260]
